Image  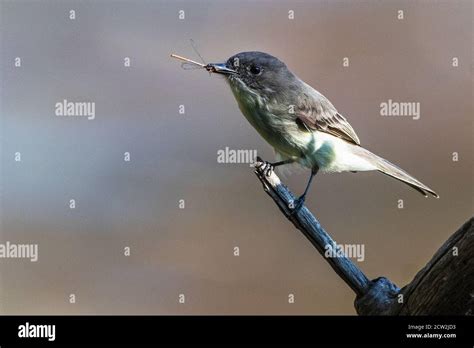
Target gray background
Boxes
[0,0,472,314]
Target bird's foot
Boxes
[289,196,305,215]
[256,157,274,177]
[263,162,274,177]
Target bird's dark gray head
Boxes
[208,52,297,96]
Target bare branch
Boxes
[254,158,474,315]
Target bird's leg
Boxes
[257,156,295,177]
[290,166,319,213]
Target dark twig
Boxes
[254,158,372,296]
[254,157,474,315]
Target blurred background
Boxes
[0,0,472,314]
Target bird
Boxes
[205,51,438,211]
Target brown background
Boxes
[0,0,472,314]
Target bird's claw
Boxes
[263,162,274,177]
[256,157,274,177]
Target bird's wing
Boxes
[294,89,361,145]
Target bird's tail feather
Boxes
[355,147,439,198]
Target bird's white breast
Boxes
[227,77,376,173]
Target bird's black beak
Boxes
[206,63,236,75]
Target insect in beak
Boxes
[170,54,236,75]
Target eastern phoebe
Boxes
[205,52,438,210]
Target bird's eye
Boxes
[249,65,261,75]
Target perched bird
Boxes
[205,51,438,211]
